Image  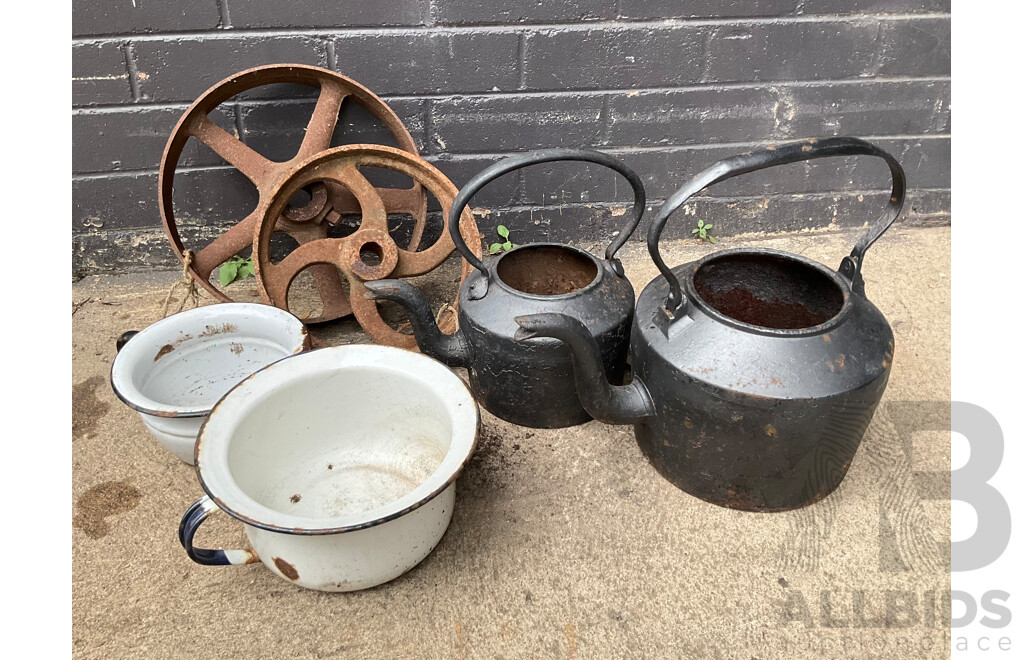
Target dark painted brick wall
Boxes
[72,0,950,276]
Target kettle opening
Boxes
[496,245,600,297]
[692,252,845,331]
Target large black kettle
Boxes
[365,148,646,428]
[515,137,905,510]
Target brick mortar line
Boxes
[441,191,952,212]
[232,99,247,142]
[71,190,952,236]
[422,98,435,156]
[867,17,888,77]
[71,135,952,180]
[446,132,952,152]
[72,144,950,179]
[325,40,338,71]
[136,187,961,199]
[215,0,232,30]
[598,95,612,145]
[71,12,951,44]
[429,133,952,158]
[427,0,438,27]
[72,75,953,114]
[120,43,141,102]
[699,26,717,84]
[516,33,527,91]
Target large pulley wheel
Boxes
[253,145,483,349]
[159,64,429,322]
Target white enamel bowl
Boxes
[179,345,479,592]
[110,303,309,464]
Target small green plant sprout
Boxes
[488,224,519,254]
[219,255,255,286]
[692,219,718,244]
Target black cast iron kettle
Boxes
[365,147,647,428]
[515,137,905,510]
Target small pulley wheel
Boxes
[253,145,482,348]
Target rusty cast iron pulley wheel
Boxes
[253,145,483,349]
[159,64,429,321]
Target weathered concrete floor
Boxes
[72,226,951,659]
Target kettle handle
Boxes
[649,137,906,319]
[448,148,647,280]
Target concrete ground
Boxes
[72,226,951,659]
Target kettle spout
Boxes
[364,280,470,368]
[514,313,656,424]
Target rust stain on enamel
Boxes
[273,557,300,580]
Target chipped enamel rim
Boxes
[195,345,480,535]
[110,303,308,418]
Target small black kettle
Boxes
[365,148,647,428]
